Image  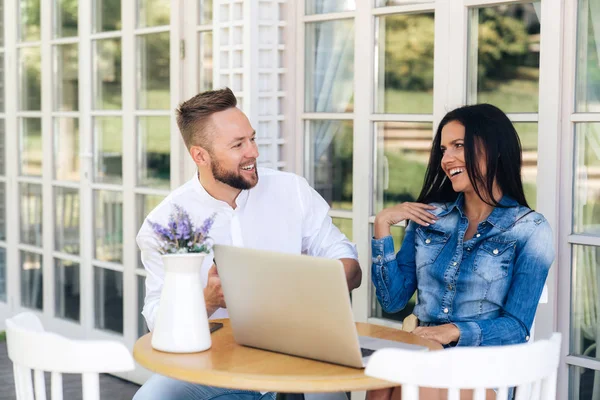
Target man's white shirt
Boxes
[137,168,358,331]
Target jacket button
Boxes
[376,255,382,262]
[475,233,481,238]
[443,308,449,314]
[452,262,457,266]
[493,249,499,255]
[425,238,431,244]
[448,284,453,290]
[526,336,530,341]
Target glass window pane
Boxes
[20,251,43,310]
[198,31,213,92]
[93,0,121,32]
[514,123,537,210]
[54,117,80,181]
[374,122,432,214]
[376,0,434,6]
[306,120,353,211]
[305,20,354,113]
[138,274,148,337]
[54,0,78,38]
[0,248,5,302]
[0,119,5,175]
[137,0,169,28]
[137,194,165,269]
[93,39,122,110]
[576,0,600,112]
[199,0,212,25]
[375,14,434,114]
[20,183,43,247]
[55,259,80,322]
[468,2,541,113]
[370,224,416,322]
[94,190,123,263]
[55,187,80,255]
[93,117,122,184]
[137,117,170,189]
[571,245,600,360]
[54,44,79,111]
[0,53,5,112]
[137,32,170,110]
[569,364,600,400]
[20,118,42,177]
[574,123,600,234]
[19,0,41,42]
[0,182,5,241]
[94,267,123,334]
[332,217,352,241]
[19,47,41,111]
[305,0,355,15]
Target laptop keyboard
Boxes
[361,348,376,358]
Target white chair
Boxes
[365,333,561,400]
[6,312,135,400]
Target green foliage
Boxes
[383,7,535,93]
[383,14,435,91]
[476,8,530,88]
[384,150,427,204]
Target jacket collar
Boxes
[436,193,523,231]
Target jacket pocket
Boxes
[415,227,450,269]
[474,239,516,282]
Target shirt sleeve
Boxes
[296,175,358,260]
[136,220,165,332]
[371,221,418,313]
[453,218,554,346]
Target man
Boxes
[133,88,362,400]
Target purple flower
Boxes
[148,205,216,255]
[199,213,215,236]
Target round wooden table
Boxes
[133,319,442,394]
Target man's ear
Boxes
[190,145,211,166]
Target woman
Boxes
[370,104,554,400]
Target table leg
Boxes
[275,393,305,400]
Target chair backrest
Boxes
[365,333,562,400]
[6,312,135,400]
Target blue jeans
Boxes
[133,374,277,400]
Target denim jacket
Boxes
[371,194,554,347]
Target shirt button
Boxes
[448,284,453,290]
[376,255,382,262]
[466,247,471,251]
[493,249,499,255]
[443,308,449,314]
[475,233,481,238]
[452,262,457,266]
[526,336,530,341]
[425,238,431,244]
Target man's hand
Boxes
[204,264,226,317]
[412,324,460,345]
[341,258,362,291]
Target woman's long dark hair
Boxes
[416,104,530,208]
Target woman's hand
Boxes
[374,202,438,239]
[412,324,460,345]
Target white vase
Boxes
[151,253,212,353]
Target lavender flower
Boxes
[149,205,216,255]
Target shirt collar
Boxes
[436,193,522,231]
[190,172,250,211]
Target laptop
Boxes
[213,244,428,368]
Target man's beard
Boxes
[211,159,258,190]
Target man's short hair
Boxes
[176,87,237,150]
